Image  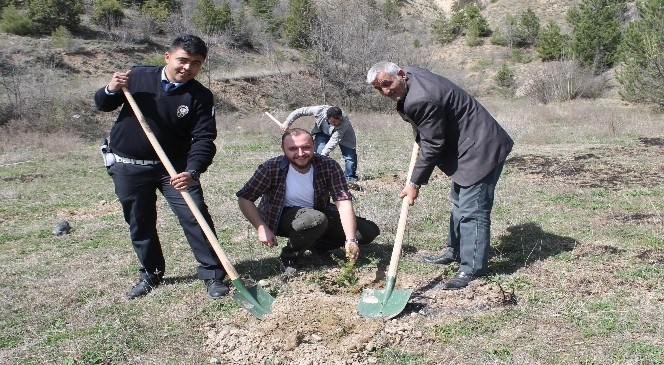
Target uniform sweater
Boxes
[94,66,217,173]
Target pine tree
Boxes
[92,0,125,31]
[536,21,569,61]
[193,0,231,36]
[567,0,626,71]
[617,0,664,107]
[520,8,540,45]
[283,0,316,49]
[26,0,84,33]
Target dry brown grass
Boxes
[2,95,663,364]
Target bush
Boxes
[464,4,490,37]
[536,21,570,61]
[140,0,178,34]
[617,0,664,108]
[51,25,74,51]
[490,29,509,46]
[0,4,34,35]
[26,0,84,34]
[522,60,610,103]
[283,0,316,49]
[92,0,125,31]
[192,0,231,36]
[431,12,461,45]
[494,63,516,89]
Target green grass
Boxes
[1,99,663,364]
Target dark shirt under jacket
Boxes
[397,67,514,187]
[94,66,217,174]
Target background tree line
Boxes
[0,0,662,134]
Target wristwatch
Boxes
[187,169,200,180]
[407,181,420,189]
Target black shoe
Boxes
[127,278,159,299]
[443,271,476,290]
[204,278,229,299]
[279,256,299,274]
[421,254,457,265]
[310,247,331,257]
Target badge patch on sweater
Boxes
[177,105,189,118]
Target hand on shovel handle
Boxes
[265,111,287,131]
[122,87,273,318]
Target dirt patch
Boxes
[204,265,517,364]
[506,143,664,189]
[2,173,46,183]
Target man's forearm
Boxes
[238,197,267,229]
[335,200,357,240]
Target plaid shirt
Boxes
[236,154,353,232]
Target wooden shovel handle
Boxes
[264,111,284,128]
[122,87,240,281]
[386,142,419,278]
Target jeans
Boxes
[446,162,505,276]
[276,206,380,260]
[108,158,225,282]
[314,133,358,181]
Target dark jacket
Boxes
[397,67,513,186]
[94,66,217,173]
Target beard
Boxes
[287,154,312,170]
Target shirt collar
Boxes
[161,68,182,87]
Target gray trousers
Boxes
[445,162,505,276]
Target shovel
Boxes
[357,142,419,319]
[264,111,284,129]
[122,88,273,318]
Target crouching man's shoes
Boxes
[279,256,299,274]
[421,254,457,265]
[205,278,230,299]
[127,279,160,299]
[443,271,476,290]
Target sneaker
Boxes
[204,278,230,299]
[127,278,160,299]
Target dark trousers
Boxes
[276,206,380,260]
[108,161,225,283]
[445,162,505,276]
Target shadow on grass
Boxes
[162,274,198,285]
[232,241,406,282]
[490,221,578,275]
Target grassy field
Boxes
[0,97,663,364]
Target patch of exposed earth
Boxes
[204,253,516,364]
[506,137,664,190]
[203,139,663,364]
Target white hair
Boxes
[366,61,402,84]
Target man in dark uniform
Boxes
[366,61,513,289]
[94,34,228,300]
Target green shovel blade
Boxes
[230,278,274,318]
[357,276,412,319]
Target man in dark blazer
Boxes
[366,61,513,289]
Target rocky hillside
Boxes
[1,0,589,117]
